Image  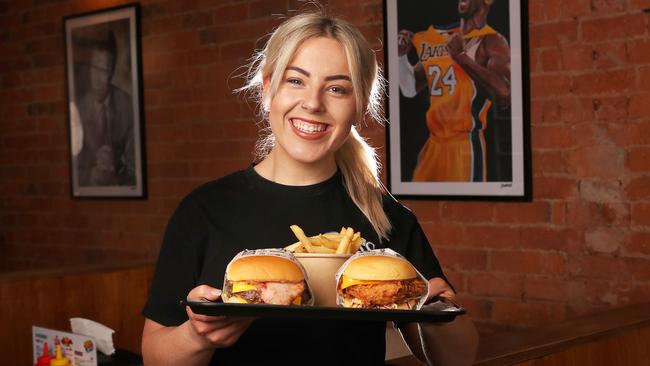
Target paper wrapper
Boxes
[222,248,315,306]
[335,248,429,310]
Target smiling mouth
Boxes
[291,118,328,134]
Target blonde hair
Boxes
[239,11,391,241]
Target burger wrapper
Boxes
[222,248,315,306]
[335,248,430,310]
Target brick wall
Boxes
[0,0,649,334]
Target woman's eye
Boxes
[329,86,347,95]
[287,78,303,85]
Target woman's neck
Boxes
[254,148,337,186]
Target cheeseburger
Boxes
[222,255,312,305]
[337,255,428,310]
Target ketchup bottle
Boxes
[34,342,53,366]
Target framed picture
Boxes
[384,0,531,200]
[64,3,146,198]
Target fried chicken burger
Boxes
[222,255,313,305]
[337,255,428,310]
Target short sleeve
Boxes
[385,201,452,290]
[142,197,206,326]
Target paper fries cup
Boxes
[295,253,351,307]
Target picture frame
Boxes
[64,3,146,198]
[384,0,531,200]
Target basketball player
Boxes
[398,0,511,182]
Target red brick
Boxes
[494,202,550,224]
[541,0,590,18]
[629,0,650,10]
[464,225,520,249]
[625,231,650,257]
[625,258,650,282]
[626,147,650,172]
[628,93,650,119]
[492,299,566,326]
[532,150,566,174]
[440,202,494,222]
[533,177,578,200]
[586,228,625,254]
[572,69,633,95]
[530,74,572,98]
[520,227,582,252]
[639,66,650,92]
[628,39,650,64]
[531,125,573,149]
[420,223,466,247]
[561,45,593,71]
[468,272,523,298]
[525,277,568,302]
[213,3,248,23]
[559,98,594,122]
[593,96,628,121]
[569,254,630,280]
[538,100,561,124]
[590,0,627,14]
[491,251,546,274]
[583,14,646,42]
[607,122,650,146]
[436,248,488,271]
[528,0,544,23]
[579,179,624,202]
[529,21,578,48]
[593,41,627,69]
[566,144,625,178]
[631,203,650,227]
[551,202,567,225]
[540,48,562,72]
[627,176,650,200]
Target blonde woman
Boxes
[142,10,478,366]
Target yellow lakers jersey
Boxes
[412,25,497,139]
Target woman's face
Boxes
[267,36,357,168]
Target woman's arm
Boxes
[399,278,479,366]
[142,285,254,366]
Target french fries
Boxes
[284,225,364,254]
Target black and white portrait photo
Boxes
[65,4,145,198]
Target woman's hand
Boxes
[186,285,255,349]
[426,277,455,302]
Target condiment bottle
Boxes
[50,345,71,366]
[34,342,53,366]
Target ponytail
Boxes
[335,127,391,242]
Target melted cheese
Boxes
[232,282,258,293]
[339,275,384,290]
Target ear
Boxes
[262,77,271,112]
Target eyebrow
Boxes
[286,66,351,82]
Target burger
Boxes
[222,255,312,305]
[337,255,428,310]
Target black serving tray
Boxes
[183,298,465,323]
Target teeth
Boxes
[292,119,327,133]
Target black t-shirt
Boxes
[142,166,448,366]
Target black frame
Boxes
[383,0,531,200]
[64,3,146,198]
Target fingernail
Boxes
[211,289,221,297]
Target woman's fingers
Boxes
[428,277,456,301]
[187,285,222,301]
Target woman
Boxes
[141,10,478,366]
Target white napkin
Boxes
[70,318,115,355]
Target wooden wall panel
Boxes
[0,263,154,365]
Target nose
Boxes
[301,88,324,113]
